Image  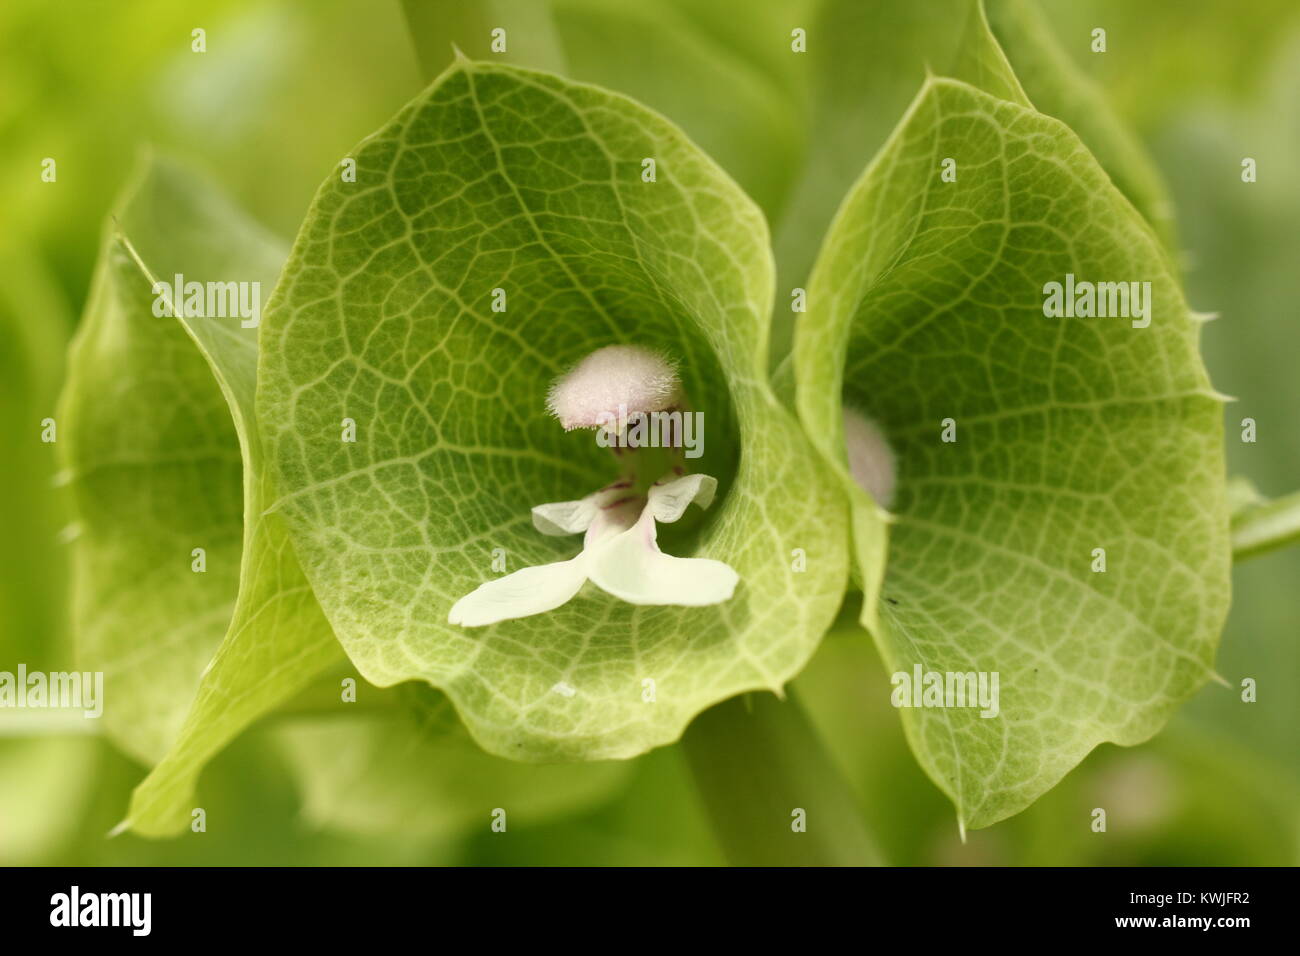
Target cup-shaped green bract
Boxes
[258,59,849,761]
[796,71,1229,829]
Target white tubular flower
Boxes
[586,473,736,606]
[448,346,738,628]
[448,474,736,627]
[842,406,897,508]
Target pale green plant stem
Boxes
[681,690,882,866]
[1231,490,1300,562]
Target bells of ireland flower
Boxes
[449,346,738,627]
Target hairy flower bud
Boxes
[843,406,897,508]
[546,344,681,431]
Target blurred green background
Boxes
[1,0,1296,866]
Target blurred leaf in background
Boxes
[401,0,812,227]
[0,247,71,666]
[0,0,423,349]
[274,685,630,845]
